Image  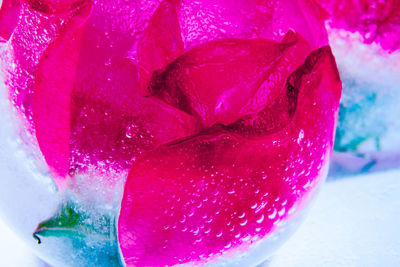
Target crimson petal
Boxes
[138,0,184,96]
[0,0,20,42]
[24,0,88,14]
[32,0,200,189]
[118,46,341,267]
[33,3,92,185]
[149,32,309,127]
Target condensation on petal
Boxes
[24,0,90,15]
[118,46,342,267]
[33,3,92,187]
[150,33,304,127]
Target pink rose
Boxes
[1,0,341,265]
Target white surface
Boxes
[0,169,399,266]
[270,169,400,267]
[0,218,48,266]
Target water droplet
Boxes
[239,219,248,226]
[193,227,199,235]
[224,242,232,249]
[105,58,112,66]
[238,212,246,219]
[278,207,286,217]
[126,124,139,138]
[256,214,264,224]
[268,208,277,219]
[297,129,305,144]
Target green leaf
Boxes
[33,200,124,266]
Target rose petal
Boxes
[118,46,341,266]
[178,0,328,50]
[24,0,89,14]
[33,3,92,184]
[270,0,329,49]
[238,31,310,117]
[138,0,184,95]
[69,57,200,175]
[149,32,309,127]
[66,4,200,177]
[0,0,20,42]
[33,0,200,187]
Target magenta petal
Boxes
[238,31,310,118]
[178,0,328,50]
[69,58,200,174]
[150,32,308,127]
[32,0,200,185]
[118,46,341,267]
[0,0,20,42]
[24,0,89,14]
[66,9,200,175]
[138,0,184,96]
[271,0,329,49]
[33,3,92,185]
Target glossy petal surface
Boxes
[119,47,341,266]
[2,0,330,190]
[1,1,339,264]
[178,0,328,50]
[31,1,199,187]
[24,0,89,14]
[150,34,306,126]
[33,3,91,181]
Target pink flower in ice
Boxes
[0,0,330,186]
[115,0,339,266]
[1,0,341,265]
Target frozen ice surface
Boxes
[328,27,400,175]
[330,28,400,153]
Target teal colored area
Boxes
[33,200,123,267]
[334,72,387,153]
